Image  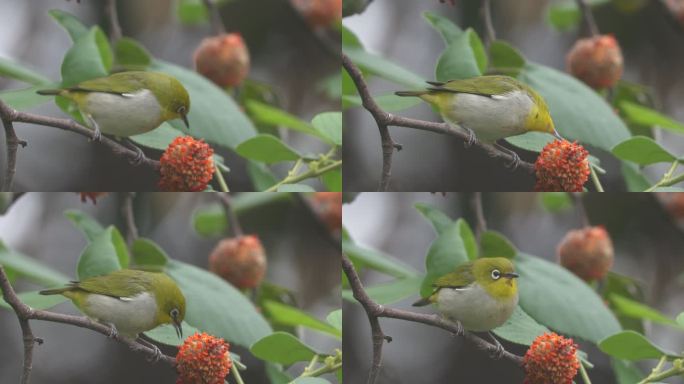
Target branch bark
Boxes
[575,0,599,36]
[342,53,534,191]
[471,192,487,240]
[202,0,227,35]
[481,0,496,46]
[341,253,524,384]
[216,192,243,237]
[0,266,175,384]
[0,101,27,191]
[122,192,139,246]
[105,0,123,42]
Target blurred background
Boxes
[343,0,684,191]
[0,0,340,191]
[0,192,341,383]
[342,192,684,383]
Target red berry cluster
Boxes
[159,136,214,192]
[523,332,580,384]
[534,140,590,192]
[209,235,267,289]
[176,332,232,384]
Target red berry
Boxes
[291,0,342,29]
[534,140,590,192]
[659,192,684,219]
[209,235,267,289]
[523,332,580,384]
[176,332,231,384]
[193,33,250,88]
[311,192,342,233]
[78,192,108,204]
[159,136,214,192]
[566,34,623,89]
[558,226,614,281]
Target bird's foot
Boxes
[90,128,102,143]
[486,332,505,360]
[134,337,162,363]
[463,127,477,148]
[493,142,520,170]
[120,138,146,166]
[105,323,118,339]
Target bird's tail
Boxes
[36,89,62,96]
[39,287,70,295]
[412,296,432,307]
[395,90,426,97]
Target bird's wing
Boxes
[432,262,476,289]
[74,270,150,299]
[66,72,148,95]
[426,76,519,98]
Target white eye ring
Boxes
[491,269,501,280]
[170,308,179,318]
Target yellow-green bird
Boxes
[396,76,562,168]
[40,269,186,357]
[413,257,519,355]
[37,71,190,162]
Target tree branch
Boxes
[471,192,487,240]
[341,253,524,384]
[202,0,227,35]
[575,0,599,36]
[481,0,496,46]
[0,266,176,381]
[105,0,123,42]
[0,101,27,192]
[342,53,534,191]
[0,99,160,171]
[122,192,139,246]
[216,193,243,237]
[570,192,590,227]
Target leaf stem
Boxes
[579,360,592,384]
[215,164,230,192]
[645,161,680,192]
[231,362,246,384]
[264,160,342,192]
[638,357,684,384]
[589,164,604,192]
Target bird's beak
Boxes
[552,128,563,140]
[503,272,519,279]
[181,113,190,130]
[173,319,183,339]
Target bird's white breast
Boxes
[83,292,158,337]
[84,89,163,137]
[442,90,534,143]
[436,284,518,332]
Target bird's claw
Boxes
[129,146,145,166]
[146,345,162,363]
[489,343,505,360]
[463,127,477,148]
[106,324,118,339]
[506,151,520,170]
[90,128,102,143]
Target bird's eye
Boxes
[177,106,186,114]
[491,269,501,280]
[170,308,179,318]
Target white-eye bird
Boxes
[40,269,186,358]
[396,76,563,168]
[37,71,191,163]
[413,257,519,356]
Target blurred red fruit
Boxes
[567,35,623,89]
[558,226,614,281]
[193,33,250,88]
[209,235,267,289]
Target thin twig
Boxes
[471,192,487,240]
[342,53,534,191]
[570,193,590,227]
[575,0,599,36]
[481,0,496,46]
[341,254,524,384]
[202,0,227,35]
[0,266,176,374]
[122,192,139,246]
[0,99,159,170]
[217,193,243,237]
[0,101,27,191]
[105,0,123,42]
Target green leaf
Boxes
[263,300,341,338]
[48,9,89,41]
[609,294,682,328]
[277,184,316,192]
[311,112,342,146]
[539,192,573,212]
[342,240,418,278]
[0,57,51,85]
[191,194,291,237]
[130,122,182,150]
[236,134,301,163]
[342,93,422,112]
[493,306,551,346]
[516,253,621,343]
[620,101,684,134]
[479,231,517,259]
[131,238,169,267]
[245,100,330,144]
[0,241,70,286]
[469,30,488,74]
[0,86,53,111]
[150,60,257,149]
[321,168,342,192]
[64,210,105,240]
[435,29,482,82]
[77,227,126,280]
[167,260,272,347]
[511,63,631,152]
[326,309,342,332]
[488,40,526,75]
[599,330,680,360]
[611,358,644,384]
[291,378,330,384]
[250,332,321,365]
[266,363,293,384]
[343,48,425,89]
[176,0,209,24]
[60,27,113,87]
[611,136,677,165]
[343,276,423,305]
[420,221,470,297]
[143,321,201,346]
[0,291,67,311]
[247,161,279,191]
[342,25,363,49]
[114,37,151,69]
[422,11,463,44]
[621,162,651,192]
[414,203,453,234]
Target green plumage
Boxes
[40,269,160,298]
